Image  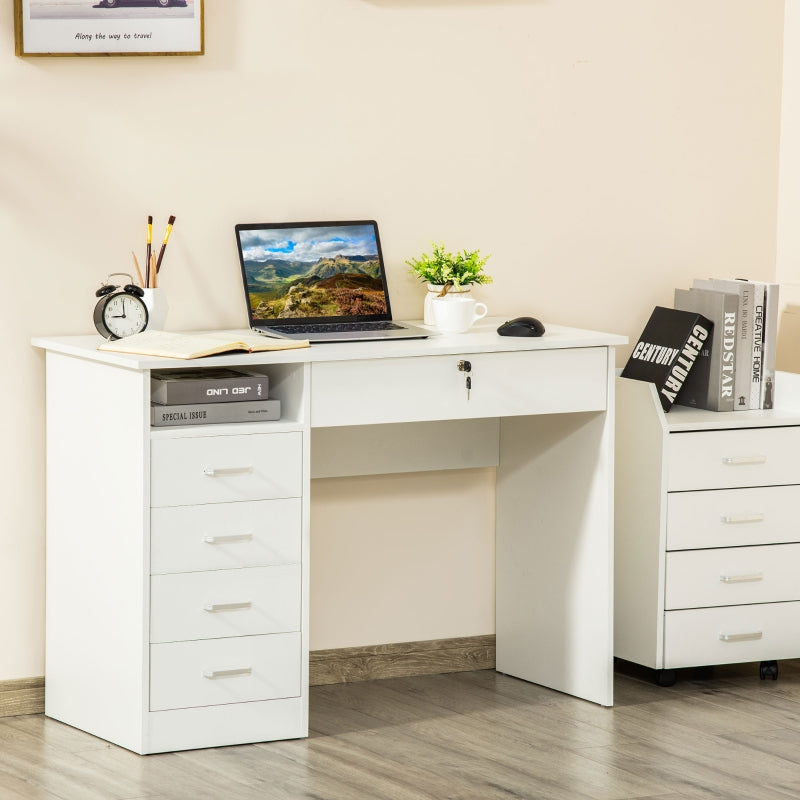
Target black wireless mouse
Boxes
[497,316,546,337]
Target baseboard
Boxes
[0,637,495,717]
[0,677,44,717]
[309,634,496,686]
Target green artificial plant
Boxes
[407,243,492,295]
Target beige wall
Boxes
[0,0,785,680]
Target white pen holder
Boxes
[142,288,169,331]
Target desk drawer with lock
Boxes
[311,347,608,427]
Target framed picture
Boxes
[14,0,204,57]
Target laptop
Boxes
[235,220,430,343]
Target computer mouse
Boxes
[496,316,545,337]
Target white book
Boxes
[747,281,779,409]
[749,282,766,408]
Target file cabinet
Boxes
[615,372,800,684]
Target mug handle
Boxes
[472,302,488,323]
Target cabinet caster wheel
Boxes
[655,669,677,687]
[759,660,778,680]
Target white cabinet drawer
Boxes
[665,544,800,610]
[310,348,607,427]
[664,602,800,669]
[151,433,302,507]
[151,498,301,575]
[150,565,301,643]
[667,486,800,551]
[667,427,800,491]
[149,632,301,711]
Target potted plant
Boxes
[407,243,492,324]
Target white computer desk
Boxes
[33,318,626,754]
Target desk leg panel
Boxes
[496,410,614,706]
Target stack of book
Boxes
[150,368,280,427]
[673,278,779,412]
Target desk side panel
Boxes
[44,353,148,752]
[613,376,668,668]
[495,349,615,706]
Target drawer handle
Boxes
[203,466,253,477]
[202,667,252,680]
[203,533,254,545]
[719,572,764,583]
[719,631,763,643]
[203,601,252,612]
[721,455,767,466]
[720,513,765,525]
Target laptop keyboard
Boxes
[268,321,404,334]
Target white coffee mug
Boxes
[432,295,488,333]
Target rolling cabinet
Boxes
[41,352,310,754]
[615,371,800,685]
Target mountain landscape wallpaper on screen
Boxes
[241,225,388,320]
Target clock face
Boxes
[102,293,148,339]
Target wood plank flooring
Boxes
[1,660,799,799]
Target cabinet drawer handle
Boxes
[202,667,252,680]
[719,572,764,583]
[203,601,252,612]
[203,533,254,545]
[719,631,763,643]
[720,513,765,525]
[203,466,253,477]
[721,455,767,466]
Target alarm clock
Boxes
[93,273,149,340]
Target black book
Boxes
[621,306,713,412]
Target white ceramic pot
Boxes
[423,284,470,325]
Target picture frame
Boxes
[14,0,204,57]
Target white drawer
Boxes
[151,432,302,507]
[150,565,301,643]
[310,348,607,427]
[667,485,800,550]
[149,632,301,711]
[151,498,301,575]
[665,543,800,610]
[663,602,800,669]
[667,427,800,491]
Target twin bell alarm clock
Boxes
[93,272,148,340]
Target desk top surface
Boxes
[33,318,627,372]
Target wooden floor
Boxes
[2,660,800,799]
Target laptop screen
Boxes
[235,220,394,327]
